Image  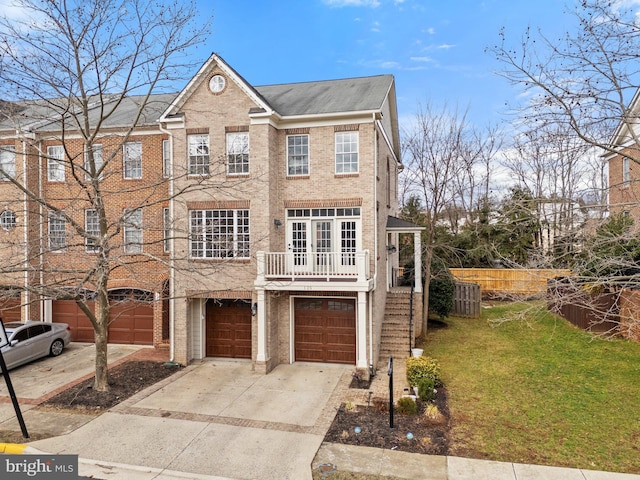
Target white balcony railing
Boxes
[256,251,370,282]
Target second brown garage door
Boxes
[294,297,356,364]
[206,299,252,359]
[52,295,153,345]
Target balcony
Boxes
[256,251,370,284]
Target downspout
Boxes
[369,113,378,373]
[22,139,29,320]
[37,139,44,321]
[159,123,175,363]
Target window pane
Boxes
[287,135,309,175]
[189,209,250,259]
[335,132,358,174]
[85,209,100,252]
[124,208,142,253]
[227,132,249,175]
[49,213,66,251]
[163,140,171,177]
[188,135,209,175]
[47,145,65,181]
[85,144,103,180]
[123,142,142,179]
[0,146,15,180]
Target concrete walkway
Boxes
[0,347,638,479]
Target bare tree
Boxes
[488,0,640,332]
[401,103,498,331]
[0,0,207,391]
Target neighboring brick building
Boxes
[0,54,422,375]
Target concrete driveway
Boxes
[29,360,351,480]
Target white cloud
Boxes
[426,27,436,35]
[0,0,29,19]
[410,56,434,63]
[371,20,381,32]
[437,44,456,50]
[322,0,381,7]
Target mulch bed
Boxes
[324,387,451,455]
[39,360,182,413]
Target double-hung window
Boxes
[190,209,249,259]
[163,140,171,178]
[335,132,359,174]
[226,132,249,175]
[85,209,100,252]
[123,142,142,179]
[48,212,66,251]
[123,208,143,253]
[188,134,209,175]
[287,135,309,176]
[623,156,631,186]
[47,145,65,182]
[0,146,15,180]
[85,144,103,180]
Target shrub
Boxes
[372,397,388,413]
[396,396,418,415]
[429,275,456,319]
[406,356,442,387]
[417,377,436,402]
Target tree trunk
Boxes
[421,249,433,334]
[93,290,109,392]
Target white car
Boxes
[1,320,72,370]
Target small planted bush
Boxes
[396,396,418,415]
[406,356,442,388]
[417,377,436,402]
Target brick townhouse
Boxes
[605,86,640,224]
[0,54,423,375]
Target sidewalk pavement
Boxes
[0,347,638,480]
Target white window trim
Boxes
[163,139,171,178]
[0,146,15,181]
[226,132,250,175]
[123,142,142,179]
[286,134,310,176]
[188,134,210,176]
[189,208,250,259]
[85,209,100,253]
[85,144,103,180]
[623,156,630,186]
[335,131,359,175]
[47,145,65,182]
[48,212,66,252]
[123,208,143,254]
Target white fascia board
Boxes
[251,110,378,130]
[376,119,400,166]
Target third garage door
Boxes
[294,297,356,364]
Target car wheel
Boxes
[49,339,64,357]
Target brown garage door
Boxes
[52,300,95,342]
[206,300,251,359]
[0,297,22,323]
[294,297,356,364]
[53,295,153,345]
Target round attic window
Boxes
[209,74,226,94]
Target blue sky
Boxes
[195,0,576,128]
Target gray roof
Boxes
[255,75,393,116]
[0,93,177,133]
[387,216,424,231]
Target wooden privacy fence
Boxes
[453,282,481,318]
[450,268,571,296]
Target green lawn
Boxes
[421,301,640,474]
